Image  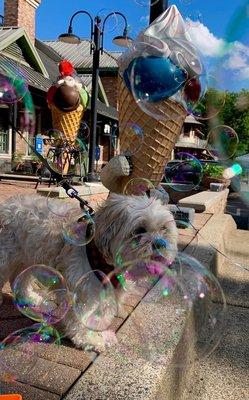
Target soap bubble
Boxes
[62,211,95,246]
[179,0,193,4]
[13,265,71,324]
[172,253,226,361]
[77,121,90,142]
[113,253,226,367]
[183,75,226,120]
[72,270,118,332]
[126,38,204,121]
[134,0,160,6]
[206,125,239,161]
[119,121,144,156]
[168,38,204,78]
[129,52,188,120]
[97,9,120,33]
[123,178,156,209]
[164,152,203,191]
[0,324,61,382]
[0,70,28,105]
[115,233,153,269]
[45,128,65,145]
[177,221,199,256]
[114,232,176,276]
[123,177,155,196]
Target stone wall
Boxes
[179,189,229,214]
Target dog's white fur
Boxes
[0,193,177,350]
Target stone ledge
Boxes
[179,189,229,213]
[37,183,109,199]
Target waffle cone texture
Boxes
[118,76,187,189]
[50,104,84,145]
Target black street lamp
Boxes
[150,0,168,23]
[59,11,132,182]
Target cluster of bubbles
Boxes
[0,244,227,379]
[0,263,119,382]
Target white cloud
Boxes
[186,21,249,81]
[187,22,224,57]
[225,41,249,79]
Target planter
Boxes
[202,176,231,189]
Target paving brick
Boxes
[33,342,97,371]
[117,304,133,319]
[121,294,142,308]
[21,358,81,395]
[0,380,60,400]
[0,182,41,203]
[109,317,124,332]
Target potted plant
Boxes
[202,163,231,189]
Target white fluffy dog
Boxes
[0,193,177,349]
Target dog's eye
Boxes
[133,227,147,236]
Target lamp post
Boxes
[150,0,168,23]
[58,11,132,182]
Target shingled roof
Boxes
[43,39,119,71]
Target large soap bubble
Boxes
[13,265,71,324]
[0,324,61,382]
[72,270,118,332]
[206,125,239,161]
[183,75,226,120]
[164,152,203,191]
[112,253,226,368]
[62,211,95,246]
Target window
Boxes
[0,107,10,155]
[0,129,9,154]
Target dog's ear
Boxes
[94,194,129,263]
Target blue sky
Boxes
[0,0,248,91]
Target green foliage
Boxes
[203,163,225,178]
[202,88,249,155]
[12,151,25,162]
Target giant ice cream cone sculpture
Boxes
[101,5,203,193]
[47,60,89,174]
[118,76,186,187]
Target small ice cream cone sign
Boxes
[47,60,89,175]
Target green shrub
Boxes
[203,164,225,178]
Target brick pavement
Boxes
[0,181,41,203]
[0,180,210,399]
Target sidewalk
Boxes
[0,181,41,203]
[182,236,249,400]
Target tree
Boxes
[199,89,249,155]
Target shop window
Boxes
[0,130,9,154]
[0,107,10,154]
